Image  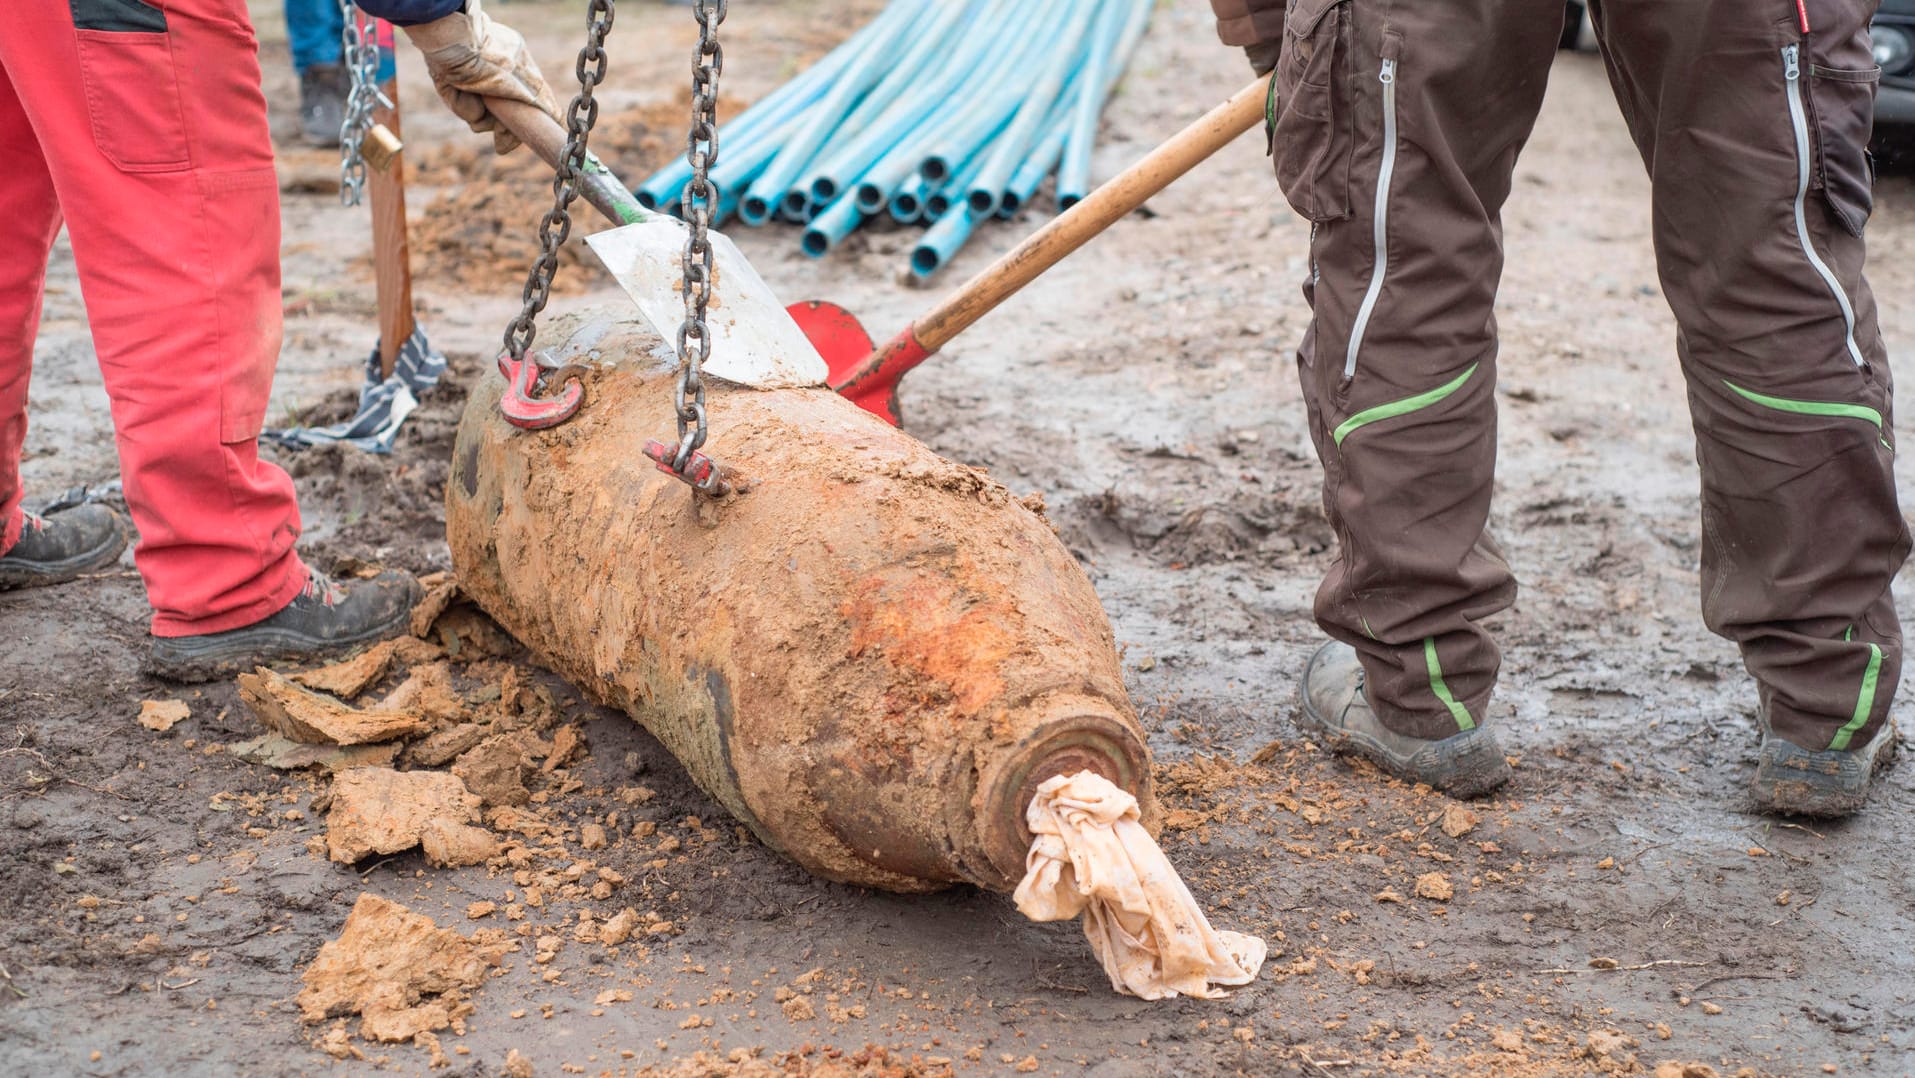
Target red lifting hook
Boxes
[496,351,585,431]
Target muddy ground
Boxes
[4,1,1915,1075]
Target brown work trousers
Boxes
[1266,0,1905,751]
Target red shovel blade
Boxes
[787,300,928,427]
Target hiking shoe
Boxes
[146,567,421,682]
[0,504,129,590]
[1751,718,1898,817]
[298,64,347,148]
[1297,640,1512,798]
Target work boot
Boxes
[1297,640,1512,798]
[0,504,129,589]
[146,567,421,682]
[1751,716,1899,817]
[298,64,347,148]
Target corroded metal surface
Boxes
[447,311,1155,893]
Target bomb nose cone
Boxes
[972,693,1153,892]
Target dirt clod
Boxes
[298,894,508,1044]
[239,668,428,746]
[137,699,190,732]
[326,767,483,863]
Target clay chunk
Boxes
[290,639,401,699]
[420,819,500,868]
[325,767,483,864]
[239,668,429,746]
[298,894,507,1043]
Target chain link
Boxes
[336,0,384,207]
[500,0,615,372]
[670,0,726,475]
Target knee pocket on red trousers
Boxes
[1269,0,1355,222]
[200,168,283,444]
[1806,63,1880,236]
[72,5,193,173]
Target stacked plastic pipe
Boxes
[634,0,1153,278]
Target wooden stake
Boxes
[367,77,415,381]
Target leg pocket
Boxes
[1271,0,1363,224]
[199,168,283,444]
[1270,0,1355,222]
[1807,64,1880,236]
[73,17,192,173]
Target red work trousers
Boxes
[0,0,309,635]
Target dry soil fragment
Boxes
[1653,1063,1721,1078]
[453,734,535,807]
[1374,888,1405,904]
[138,699,191,732]
[326,767,482,863]
[542,725,582,773]
[1414,872,1454,902]
[291,639,401,698]
[1440,804,1479,838]
[379,662,468,726]
[1586,1029,1638,1063]
[229,733,399,774]
[409,577,461,639]
[239,668,428,746]
[599,908,639,946]
[298,894,507,1044]
[503,1048,534,1078]
[1491,1029,1524,1052]
[782,995,816,1022]
[420,819,500,868]
[408,722,490,768]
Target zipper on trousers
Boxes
[1781,44,1866,369]
[1344,56,1398,380]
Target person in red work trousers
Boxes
[1214,0,1903,815]
[0,0,555,679]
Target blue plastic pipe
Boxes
[790,0,976,202]
[742,0,925,224]
[915,3,1070,184]
[829,0,1033,213]
[964,0,1098,215]
[998,78,1077,218]
[801,190,867,258]
[911,199,980,278]
[889,173,931,223]
[1058,0,1152,210]
[634,17,870,211]
[925,142,993,219]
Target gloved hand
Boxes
[402,0,561,154]
[1245,39,1282,77]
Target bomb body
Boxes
[446,313,1153,892]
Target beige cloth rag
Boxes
[1013,771,1267,1000]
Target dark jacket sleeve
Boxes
[353,0,464,27]
[1209,0,1286,47]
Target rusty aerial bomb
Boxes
[446,311,1155,894]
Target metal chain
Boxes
[670,0,726,476]
[336,0,383,207]
[500,0,615,372]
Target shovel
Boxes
[489,75,1267,424]
[801,74,1271,424]
[486,99,829,415]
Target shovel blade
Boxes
[585,220,829,390]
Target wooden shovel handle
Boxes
[913,74,1270,353]
[487,97,651,227]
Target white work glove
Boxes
[402,0,562,155]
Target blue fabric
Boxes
[262,327,449,454]
[353,0,464,26]
[285,0,345,71]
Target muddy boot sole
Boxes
[1751,721,1899,818]
[143,610,411,683]
[0,514,129,590]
